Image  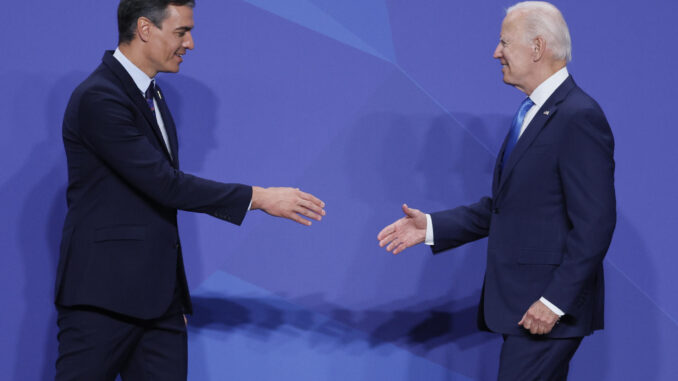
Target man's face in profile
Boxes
[493,12,534,93]
[146,5,195,74]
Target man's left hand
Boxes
[518,300,559,335]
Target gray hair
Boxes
[506,1,572,62]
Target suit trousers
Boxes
[498,334,582,381]
[55,293,187,381]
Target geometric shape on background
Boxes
[241,0,393,62]
[569,263,678,380]
[308,0,396,62]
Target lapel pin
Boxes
[543,110,550,115]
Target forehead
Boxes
[161,5,194,28]
[500,11,524,36]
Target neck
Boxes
[118,43,157,78]
[519,61,566,95]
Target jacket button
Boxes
[493,208,499,214]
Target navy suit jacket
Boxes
[431,76,616,338]
[56,51,252,319]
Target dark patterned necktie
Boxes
[145,80,156,112]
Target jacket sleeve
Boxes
[430,196,493,254]
[77,87,252,225]
[541,106,616,313]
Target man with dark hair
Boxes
[117,0,196,45]
[56,1,325,379]
[377,1,615,379]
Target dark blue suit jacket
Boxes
[56,51,252,319]
[431,76,616,338]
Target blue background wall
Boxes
[2,1,677,379]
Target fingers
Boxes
[296,199,325,220]
[384,231,413,254]
[378,225,408,254]
[288,212,313,226]
[379,227,399,249]
[519,305,557,335]
[290,189,325,224]
[377,223,396,241]
[378,233,396,248]
[392,241,409,255]
[267,187,325,226]
[298,189,325,209]
[518,313,526,326]
[385,236,401,252]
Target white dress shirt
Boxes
[113,48,172,159]
[424,67,570,317]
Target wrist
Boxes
[250,186,266,210]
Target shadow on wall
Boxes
[187,292,493,354]
[4,72,84,380]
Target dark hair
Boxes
[118,0,195,44]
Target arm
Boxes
[519,107,616,334]
[78,89,324,225]
[377,196,493,255]
[540,107,616,313]
[429,196,493,253]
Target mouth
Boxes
[175,51,185,62]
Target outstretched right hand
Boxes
[377,204,427,254]
[251,186,325,226]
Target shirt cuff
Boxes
[247,199,252,211]
[425,213,434,245]
[540,297,565,317]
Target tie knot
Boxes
[519,97,534,113]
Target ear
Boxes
[532,36,546,62]
[137,17,153,43]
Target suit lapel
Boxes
[101,51,174,164]
[492,134,510,196]
[494,76,577,197]
[154,84,180,168]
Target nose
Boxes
[493,43,502,59]
[184,32,194,50]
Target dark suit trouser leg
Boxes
[55,305,187,381]
[497,334,582,381]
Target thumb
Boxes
[518,313,526,326]
[402,203,417,217]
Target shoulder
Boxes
[558,83,607,122]
[555,85,614,154]
[69,64,132,115]
[64,64,138,133]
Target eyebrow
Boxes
[174,26,193,32]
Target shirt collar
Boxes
[529,66,569,108]
[113,47,154,94]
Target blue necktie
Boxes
[145,81,156,112]
[501,97,534,168]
